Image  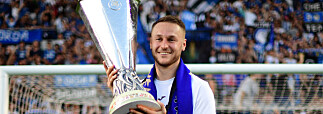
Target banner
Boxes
[303,2,323,12]
[254,28,270,45]
[213,33,238,50]
[55,88,97,100]
[213,33,238,63]
[303,2,323,32]
[254,23,274,50]
[0,29,42,44]
[54,75,98,88]
[254,22,271,28]
[216,53,237,63]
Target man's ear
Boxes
[149,40,152,49]
[182,39,187,51]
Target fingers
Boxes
[103,61,118,92]
[157,100,165,107]
[103,61,108,70]
[157,100,167,113]
[103,61,114,76]
[129,101,166,114]
[129,109,144,114]
[134,105,155,114]
[107,70,118,88]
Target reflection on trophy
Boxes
[77,0,160,113]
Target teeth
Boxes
[160,52,169,54]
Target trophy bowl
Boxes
[77,0,161,113]
[109,90,160,113]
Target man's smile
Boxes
[159,52,171,55]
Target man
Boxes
[104,15,216,114]
[234,74,261,109]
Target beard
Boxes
[152,50,181,67]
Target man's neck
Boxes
[155,59,180,81]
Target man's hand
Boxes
[103,61,118,92]
[129,100,166,114]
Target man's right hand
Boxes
[103,61,119,92]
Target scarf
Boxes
[143,59,193,114]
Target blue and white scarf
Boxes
[143,59,193,114]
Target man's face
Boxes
[150,22,186,67]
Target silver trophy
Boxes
[77,0,160,113]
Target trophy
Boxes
[77,0,161,113]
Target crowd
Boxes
[2,0,323,113]
[8,74,111,113]
[206,73,323,113]
[139,0,323,64]
[0,0,102,65]
[0,0,322,65]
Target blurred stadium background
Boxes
[0,0,323,113]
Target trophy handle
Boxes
[112,69,144,96]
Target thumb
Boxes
[157,100,167,113]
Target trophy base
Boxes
[109,90,161,114]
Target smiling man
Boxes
[105,15,216,114]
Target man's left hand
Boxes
[129,100,166,114]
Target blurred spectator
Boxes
[53,52,64,65]
[10,1,22,20]
[15,13,31,28]
[52,33,65,46]
[29,41,42,62]
[232,0,244,10]
[53,44,61,54]
[54,13,67,33]
[265,50,279,64]
[209,48,217,63]
[283,50,297,64]
[300,75,321,106]
[15,41,27,64]
[221,74,237,106]
[6,15,17,28]
[0,12,7,28]
[205,74,217,95]
[270,74,291,107]
[4,45,16,65]
[257,91,279,114]
[234,74,262,108]
[43,42,55,64]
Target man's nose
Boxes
[161,40,169,49]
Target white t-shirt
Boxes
[244,10,257,26]
[284,58,297,64]
[155,77,175,105]
[154,74,216,114]
[234,77,259,107]
[266,55,279,64]
[233,1,243,9]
